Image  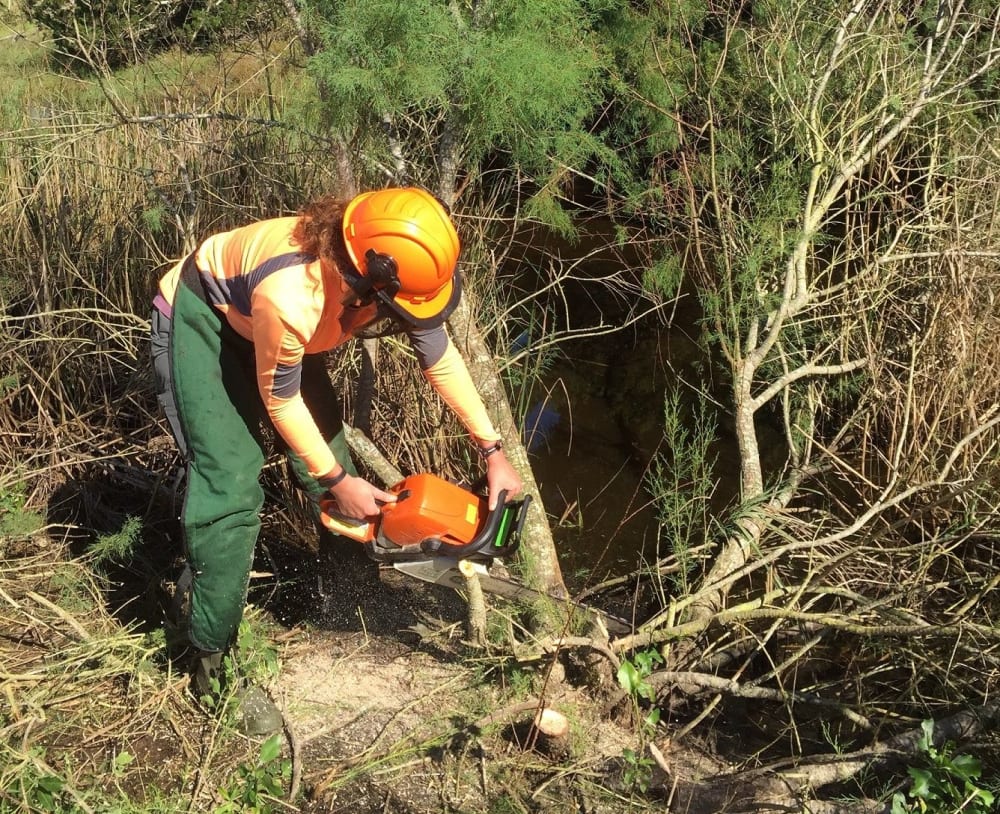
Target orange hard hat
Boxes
[342,187,462,327]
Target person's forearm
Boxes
[268,395,338,478]
[421,341,500,442]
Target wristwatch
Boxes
[478,440,503,459]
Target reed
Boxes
[0,32,345,514]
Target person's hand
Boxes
[328,474,396,520]
[485,451,522,510]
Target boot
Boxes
[191,650,283,735]
[192,650,223,698]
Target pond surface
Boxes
[520,339,661,587]
[500,220,750,589]
[499,221,674,588]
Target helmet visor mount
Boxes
[342,248,461,330]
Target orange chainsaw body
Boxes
[320,473,487,548]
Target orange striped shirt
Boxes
[158,217,498,477]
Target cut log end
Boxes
[525,708,571,760]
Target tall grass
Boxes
[0,23,344,519]
[0,26,333,809]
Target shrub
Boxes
[26,0,280,70]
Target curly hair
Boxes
[291,195,357,274]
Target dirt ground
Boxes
[256,538,656,812]
[0,518,689,814]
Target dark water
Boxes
[500,219,753,589]
[520,343,660,586]
[501,223,670,587]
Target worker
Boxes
[150,187,522,733]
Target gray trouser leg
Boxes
[150,307,187,457]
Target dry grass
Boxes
[0,537,193,811]
[0,27,353,811]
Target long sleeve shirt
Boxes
[157,217,500,478]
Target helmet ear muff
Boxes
[343,249,400,305]
[341,187,460,324]
[364,249,400,298]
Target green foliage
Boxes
[236,610,282,684]
[890,720,996,814]
[216,734,291,813]
[0,16,43,60]
[110,749,135,778]
[197,616,280,720]
[616,648,663,703]
[28,0,159,68]
[502,665,537,699]
[489,794,528,814]
[179,0,280,47]
[0,482,26,516]
[88,515,143,565]
[645,387,717,593]
[456,1,607,169]
[621,746,656,794]
[589,1,706,201]
[25,0,279,70]
[141,204,167,235]
[307,0,458,127]
[0,481,45,539]
[642,251,684,300]
[617,647,663,793]
[197,652,237,716]
[47,564,99,615]
[306,0,608,205]
[14,754,68,813]
[523,190,577,241]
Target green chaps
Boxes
[155,280,355,652]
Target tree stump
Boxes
[524,708,571,760]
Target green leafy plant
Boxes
[235,612,281,685]
[891,720,995,814]
[621,747,656,794]
[617,648,664,704]
[617,648,664,793]
[503,666,537,700]
[199,615,281,719]
[111,749,134,779]
[644,386,718,595]
[0,480,44,539]
[11,750,70,814]
[216,734,291,813]
[20,773,67,813]
[489,794,528,814]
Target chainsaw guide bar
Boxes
[391,556,633,637]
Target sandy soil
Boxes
[261,541,646,812]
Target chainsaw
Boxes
[319,472,631,636]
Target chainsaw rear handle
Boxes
[420,491,531,560]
